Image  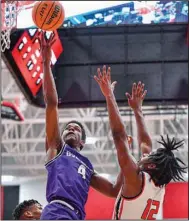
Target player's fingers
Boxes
[125,92,132,100]
[43,31,47,45]
[40,32,45,48]
[136,81,141,96]
[107,66,111,81]
[48,33,55,46]
[137,82,144,96]
[139,83,145,96]
[39,38,45,53]
[97,68,103,79]
[49,32,54,43]
[111,81,117,91]
[49,39,56,47]
[94,75,101,84]
[40,33,43,44]
[132,83,137,96]
[141,90,147,100]
[102,65,107,79]
[38,37,42,51]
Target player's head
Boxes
[138,135,187,187]
[12,199,42,220]
[62,120,86,151]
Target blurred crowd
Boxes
[63,1,188,27]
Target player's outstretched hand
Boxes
[41,31,56,64]
[125,82,147,110]
[94,65,117,97]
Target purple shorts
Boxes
[40,202,82,220]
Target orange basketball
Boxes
[32,1,65,31]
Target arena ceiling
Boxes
[1,60,188,183]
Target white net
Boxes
[1,1,22,52]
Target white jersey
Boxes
[112,172,165,220]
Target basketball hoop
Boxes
[1,1,35,52]
[1,101,24,121]
[1,1,19,52]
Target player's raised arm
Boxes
[90,170,123,198]
[94,66,141,185]
[41,32,62,154]
[125,82,152,154]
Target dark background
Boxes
[3,23,188,108]
[2,186,19,220]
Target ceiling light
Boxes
[86,137,97,144]
[2,175,14,182]
[99,173,111,179]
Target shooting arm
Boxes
[43,61,62,153]
[90,170,123,198]
[43,61,58,107]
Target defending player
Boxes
[40,32,123,220]
[94,66,187,220]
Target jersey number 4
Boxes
[78,165,86,179]
[141,199,160,220]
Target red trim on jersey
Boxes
[118,198,124,219]
[122,172,146,201]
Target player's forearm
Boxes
[90,171,123,198]
[43,61,58,106]
[106,92,127,137]
[133,108,152,148]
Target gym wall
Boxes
[1,181,187,219]
[85,182,188,219]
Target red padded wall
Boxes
[163,182,188,219]
[85,182,188,219]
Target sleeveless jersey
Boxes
[112,172,165,220]
[45,144,94,219]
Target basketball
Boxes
[32,1,65,31]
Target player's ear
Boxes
[80,140,85,147]
[147,163,156,169]
[127,135,133,146]
[23,211,34,220]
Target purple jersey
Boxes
[45,144,94,219]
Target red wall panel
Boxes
[85,188,115,220]
[85,183,188,219]
[163,182,188,219]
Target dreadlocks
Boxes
[12,199,41,220]
[148,135,187,187]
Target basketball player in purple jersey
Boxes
[40,32,125,220]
